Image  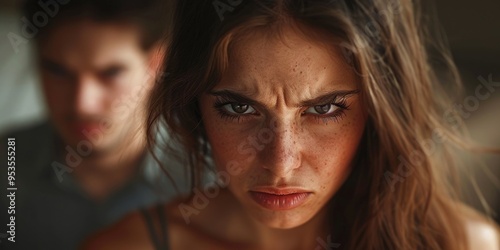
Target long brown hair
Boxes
[147,0,483,249]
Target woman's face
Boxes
[199,25,367,229]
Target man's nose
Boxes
[260,118,303,178]
[74,76,105,117]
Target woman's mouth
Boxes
[249,188,312,210]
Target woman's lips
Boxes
[249,188,311,210]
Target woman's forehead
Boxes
[218,25,359,96]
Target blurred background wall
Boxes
[0,0,499,220]
[433,0,500,222]
[1,1,45,133]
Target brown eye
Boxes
[306,104,339,115]
[222,103,256,114]
[42,61,71,78]
[231,103,249,113]
[314,104,332,114]
[99,66,124,80]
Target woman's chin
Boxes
[249,207,317,229]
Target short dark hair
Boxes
[22,0,173,50]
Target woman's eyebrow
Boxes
[209,89,360,107]
[300,89,360,106]
[209,90,262,106]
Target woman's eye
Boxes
[222,103,256,114]
[305,104,339,115]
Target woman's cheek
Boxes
[306,116,365,186]
[206,123,250,173]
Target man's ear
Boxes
[147,43,167,78]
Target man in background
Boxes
[0,0,183,249]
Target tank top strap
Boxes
[140,204,169,250]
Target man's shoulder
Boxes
[1,121,52,141]
[1,121,54,158]
[0,121,54,174]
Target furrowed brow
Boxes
[209,90,265,107]
[209,89,359,108]
[300,90,360,107]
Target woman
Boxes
[84,0,500,249]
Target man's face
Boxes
[38,19,160,152]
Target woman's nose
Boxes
[259,118,302,178]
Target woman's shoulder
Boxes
[81,199,191,250]
[459,204,500,250]
[82,191,245,250]
[81,206,156,250]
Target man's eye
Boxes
[44,64,69,77]
[101,69,121,78]
[222,103,256,114]
[100,67,124,79]
[305,104,339,115]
